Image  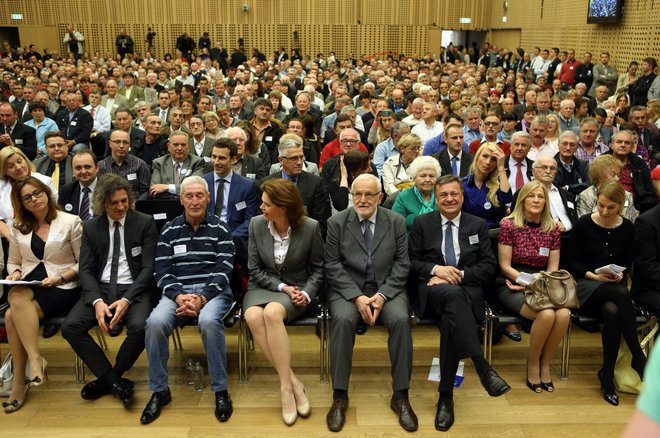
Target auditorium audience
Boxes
[3,176,81,413]
[243,178,324,425]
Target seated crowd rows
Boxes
[0,41,659,433]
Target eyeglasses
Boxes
[282,155,305,162]
[21,189,44,203]
[406,146,421,152]
[537,165,558,171]
[351,191,380,200]
[340,139,359,144]
[483,121,500,127]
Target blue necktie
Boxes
[451,156,459,176]
[444,221,457,267]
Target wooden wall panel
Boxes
[0,0,656,68]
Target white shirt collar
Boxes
[440,212,461,227]
[358,208,377,225]
[107,214,127,227]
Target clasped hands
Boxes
[354,294,385,326]
[282,285,309,308]
[428,265,463,286]
[175,293,204,317]
[94,299,130,332]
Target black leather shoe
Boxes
[81,379,110,400]
[390,397,418,432]
[108,324,124,337]
[112,378,134,407]
[435,398,454,431]
[480,368,511,397]
[214,392,233,422]
[356,321,368,335]
[140,389,172,424]
[42,325,59,339]
[326,399,348,432]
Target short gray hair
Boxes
[278,134,303,157]
[511,131,532,144]
[351,173,382,193]
[180,175,208,195]
[559,130,578,142]
[407,156,441,179]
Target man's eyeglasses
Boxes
[340,139,359,144]
[351,191,380,200]
[282,155,305,162]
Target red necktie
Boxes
[515,162,524,191]
[90,107,95,117]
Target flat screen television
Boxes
[587,0,624,24]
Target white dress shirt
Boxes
[548,185,573,231]
[508,156,530,193]
[214,170,233,223]
[100,215,133,285]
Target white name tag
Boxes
[539,247,550,256]
[469,234,479,245]
[567,201,574,209]
[113,104,119,108]
[624,200,629,207]
[173,244,187,254]
[15,139,23,144]
[235,201,247,211]
[265,136,273,141]
[153,213,167,220]
[131,246,142,256]
[127,173,137,181]
[70,121,77,126]
[50,233,64,242]
[246,173,256,179]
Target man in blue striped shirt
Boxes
[140,176,236,425]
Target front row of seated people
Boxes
[0,147,657,431]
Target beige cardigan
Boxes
[7,211,82,289]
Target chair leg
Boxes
[482,321,489,361]
[95,326,108,351]
[561,321,572,380]
[237,315,248,384]
[322,307,330,384]
[172,327,183,350]
[75,353,85,384]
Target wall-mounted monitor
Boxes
[587,0,624,24]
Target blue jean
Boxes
[145,284,232,393]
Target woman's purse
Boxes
[614,321,658,394]
[524,270,580,311]
[0,353,13,397]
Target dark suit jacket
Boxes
[203,171,258,238]
[236,154,268,181]
[505,156,535,182]
[408,211,496,318]
[325,206,409,301]
[641,127,660,156]
[34,154,75,186]
[432,149,474,178]
[261,171,330,236]
[150,154,207,197]
[58,180,86,215]
[189,136,215,160]
[604,150,656,212]
[78,209,158,305]
[512,184,578,229]
[1,122,38,160]
[632,205,660,315]
[553,153,590,195]
[56,108,93,144]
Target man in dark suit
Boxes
[34,131,75,190]
[149,132,206,199]
[432,124,474,177]
[505,131,535,194]
[409,174,510,432]
[0,102,38,160]
[152,90,172,124]
[630,105,660,157]
[62,173,158,407]
[58,149,99,219]
[324,173,417,433]
[261,135,330,236]
[100,109,146,160]
[56,92,93,152]
[632,205,660,317]
[554,131,590,195]
[188,115,214,171]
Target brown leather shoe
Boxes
[326,399,349,432]
[390,397,418,432]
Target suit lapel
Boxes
[261,219,276,269]
[460,155,471,176]
[282,224,301,268]
[97,215,111,268]
[372,208,390,253]
[347,210,368,253]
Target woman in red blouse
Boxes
[497,180,569,393]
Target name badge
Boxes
[70,121,77,126]
[265,136,273,141]
[15,139,23,144]
[50,233,64,242]
[469,234,479,245]
[567,201,575,209]
[113,104,119,108]
[246,173,256,179]
[153,213,167,220]
[483,201,492,210]
[539,247,550,256]
[173,244,186,254]
[131,246,142,256]
[180,167,188,175]
[127,173,137,181]
[64,203,73,212]
[624,200,629,208]
[235,201,247,211]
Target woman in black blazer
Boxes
[244,178,324,426]
[567,181,647,406]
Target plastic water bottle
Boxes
[194,361,204,392]
[186,358,195,386]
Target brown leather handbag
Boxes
[524,270,580,311]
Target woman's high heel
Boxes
[281,389,298,426]
[3,387,28,414]
[295,384,311,417]
[27,358,48,388]
[526,361,542,393]
[540,381,555,392]
[598,369,619,406]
